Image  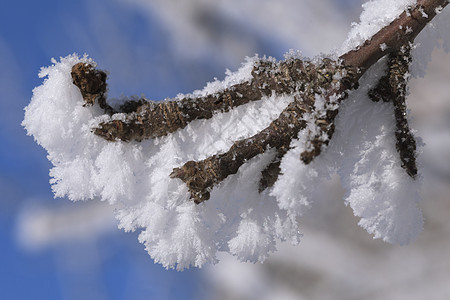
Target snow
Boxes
[22,0,450,269]
[332,59,423,245]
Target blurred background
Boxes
[1,0,450,299]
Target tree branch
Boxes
[87,59,310,141]
[369,45,417,177]
[71,0,447,203]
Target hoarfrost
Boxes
[332,60,423,245]
[22,0,448,269]
[23,54,300,269]
[23,53,424,269]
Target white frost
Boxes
[23,54,300,269]
[332,59,423,244]
[22,0,447,269]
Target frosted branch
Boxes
[69,0,447,203]
[87,59,312,141]
[169,60,358,203]
[369,45,417,177]
[23,0,450,270]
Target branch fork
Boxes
[70,0,447,203]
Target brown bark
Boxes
[71,63,111,112]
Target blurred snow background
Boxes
[2,0,450,299]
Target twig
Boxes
[369,45,417,177]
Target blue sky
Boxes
[0,1,216,299]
